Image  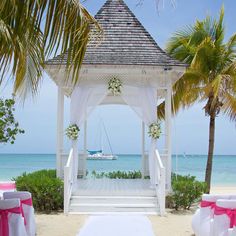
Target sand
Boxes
[35,186,236,236]
[35,212,194,236]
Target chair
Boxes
[228,226,236,236]
[212,199,236,236]
[3,192,36,236]
[0,198,27,236]
[0,182,16,199]
[192,194,236,236]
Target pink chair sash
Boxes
[20,198,33,225]
[0,206,22,236]
[0,183,16,191]
[214,205,236,228]
[200,200,216,209]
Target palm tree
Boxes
[163,7,236,192]
[0,0,101,98]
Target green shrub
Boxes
[168,173,207,210]
[13,169,63,213]
[91,170,142,179]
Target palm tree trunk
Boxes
[205,115,216,193]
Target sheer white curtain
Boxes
[70,85,108,180]
[121,85,158,185]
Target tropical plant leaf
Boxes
[0,0,102,98]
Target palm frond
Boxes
[214,6,225,46]
[166,6,236,122]
[222,92,236,121]
[0,0,102,98]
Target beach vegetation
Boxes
[161,7,236,192]
[0,97,24,144]
[0,0,101,99]
[91,170,143,179]
[167,174,207,210]
[14,169,63,213]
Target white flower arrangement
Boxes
[148,122,161,139]
[108,77,122,96]
[65,124,80,140]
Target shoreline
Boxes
[210,186,236,193]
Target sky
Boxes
[1,0,236,155]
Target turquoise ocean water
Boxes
[0,154,235,186]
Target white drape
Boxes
[121,86,158,185]
[70,84,158,185]
[70,85,108,125]
[70,85,108,180]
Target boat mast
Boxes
[101,119,114,155]
[99,120,102,152]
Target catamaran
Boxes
[87,119,117,160]
[87,150,117,160]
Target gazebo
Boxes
[45,0,186,215]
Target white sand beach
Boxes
[35,186,236,236]
[35,212,193,236]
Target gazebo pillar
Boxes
[141,121,146,178]
[56,87,64,178]
[83,120,87,177]
[165,82,172,192]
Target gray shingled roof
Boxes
[46,0,185,67]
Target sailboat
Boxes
[87,119,117,160]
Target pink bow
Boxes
[21,198,33,207]
[214,205,236,228]
[200,200,216,209]
[0,183,16,191]
[0,207,22,236]
[20,198,33,225]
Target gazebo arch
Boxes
[45,0,186,215]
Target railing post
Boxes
[159,167,166,216]
[64,149,74,215]
[64,166,69,214]
[154,149,166,216]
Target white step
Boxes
[69,195,159,214]
[73,190,156,197]
[70,196,157,204]
[69,205,158,214]
[71,203,157,208]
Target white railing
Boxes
[154,149,166,216]
[64,148,74,214]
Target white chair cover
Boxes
[3,192,36,236]
[212,200,236,236]
[192,194,236,236]
[77,215,155,236]
[228,226,236,236]
[0,199,27,236]
[0,182,16,199]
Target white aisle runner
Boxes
[77,215,155,236]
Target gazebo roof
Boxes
[46,0,186,67]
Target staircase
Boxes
[69,190,159,214]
